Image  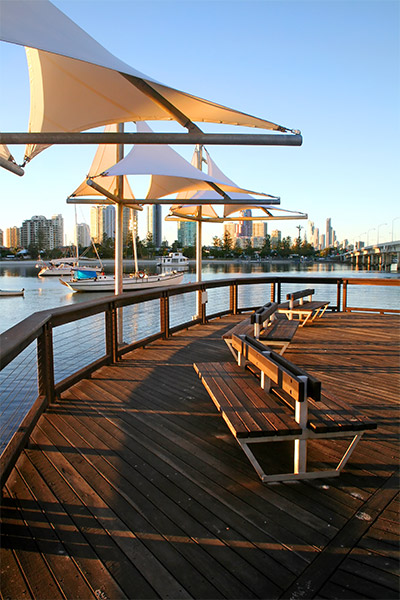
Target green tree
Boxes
[260,234,271,257]
[222,231,233,253]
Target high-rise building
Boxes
[326,218,332,247]
[90,206,104,243]
[76,223,91,247]
[320,233,326,249]
[51,214,64,248]
[177,221,196,247]
[237,209,252,238]
[252,221,268,249]
[5,226,20,248]
[20,215,57,250]
[147,205,162,247]
[270,229,281,248]
[103,206,115,239]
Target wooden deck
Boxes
[1,312,399,599]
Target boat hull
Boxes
[0,289,24,297]
[63,271,184,292]
[38,265,102,277]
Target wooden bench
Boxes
[194,334,376,483]
[223,302,299,355]
[277,288,329,326]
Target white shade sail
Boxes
[1,0,294,163]
[165,148,298,222]
[103,122,276,201]
[68,124,138,208]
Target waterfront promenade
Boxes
[1,310,399,599]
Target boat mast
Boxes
[74,205,79,263]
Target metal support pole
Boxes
[0,132,303,147]
[115,124,124,342]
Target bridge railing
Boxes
[1,275,398,488]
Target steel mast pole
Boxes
[115,123,124,296]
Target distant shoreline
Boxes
[0,257,326,267]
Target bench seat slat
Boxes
[222,317,253,340]
[194,362,301,438]
[260,320,299,342]
[307,397,377,433]
[278,300,328,312]
[218,364,301,437]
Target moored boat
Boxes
[157,251,189,269]
[0,289,24,297]
[36,257,102,277]
[60,269,184,292]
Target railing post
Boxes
[342,280,348,312]
[160,292,170,338]
[105,305,118,363]
[336,280,342,312]
[200,286,207,325]
[230,282,238,315]
[271,282,276,303]
[37,323,55,403]
[276,282,282,304]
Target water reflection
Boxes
[0,260,398,334]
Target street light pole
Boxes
[392,217,400,242]
[367,228,376,246]
[377,223,387,245]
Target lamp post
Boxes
[367,228,376,246]
[392,217,400,242]
[358,232,366,249]
[377,223,387,245]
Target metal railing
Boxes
[1,275,398,488]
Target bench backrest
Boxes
[251,302,278,325]
[231,333,321,402]
[286,288,314,302]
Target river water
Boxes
[0,260,399,334]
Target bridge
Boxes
[342,240,400,271]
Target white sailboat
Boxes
[60,269,184,293]
[37,256,102,277]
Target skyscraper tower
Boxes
[326,218,332,248]
[177,221,196,247]
[147,205,162,247]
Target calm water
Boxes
[0,260,398,334]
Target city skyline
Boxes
[0,1,398,246]
[2,209,396,252]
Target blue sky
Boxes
[1,0,399,247]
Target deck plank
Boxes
[1,312,399,599]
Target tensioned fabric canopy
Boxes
[166,148,307,222]
[102,122,278,201]
[68,124,140,209]
[1,0,294,163]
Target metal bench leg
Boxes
[294,392,308,474]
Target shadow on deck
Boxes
[1,312,399,599]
